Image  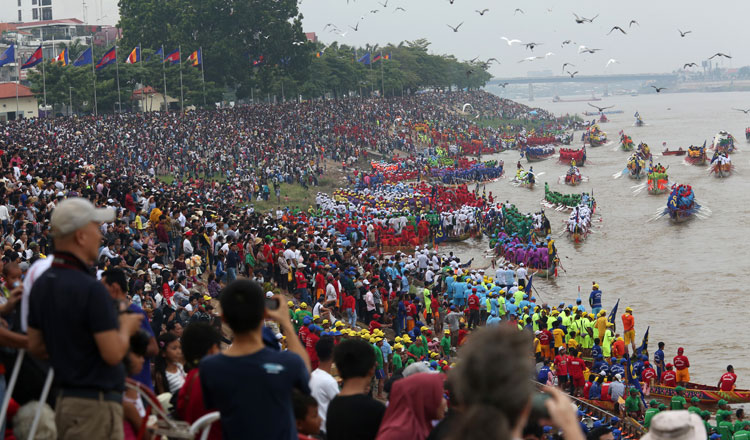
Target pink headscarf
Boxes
[375,372,446,440]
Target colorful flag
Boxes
[384,52,391,60]
[95,46,117,71]
[186,49,201,66]
[636,326,649,356]
[125,46,140,64]
[372,53,382,63]
[146,46,163,62]
[0,45,14,67]
[608,298,620,324]
[315,51,324,58]
[357,53,371,65]
[54,48,69,66]
[524,274,533,294]
[21,46,43,69]
[252,55,264,66]
[72,47,93,67]
[164,49,180,64]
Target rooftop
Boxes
[0,83,34,99]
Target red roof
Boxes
[132,86,158,98]
[0,83,34,99]
[17,18,84,29]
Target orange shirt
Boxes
[622,313,634,332]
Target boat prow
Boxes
[650,382,750,404]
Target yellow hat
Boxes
[606,322,614,327]
[625,307,633,312]
[444,329,451,334]
[203,295,212,301]
[421,326,429,331]
[287,301,294,307]
[395,336,403,342]
[294,308,301,313]
[322,319,329,325]
[313,315,321,320]
[300,302,308,309]
[430,352,439,358]
[598,310,606,317]
[551,310,559,316]
[335,321,344,328]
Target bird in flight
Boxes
[349,22,360,31]
[732,108,750,114]
[370,9,379,13]
[476,8,489,15]
[518,56,543,63]
[562,62,575,72]
[502,37,522,46]
[566,70,579,78]
[378,0,388,7]
[486,57,500,64]
[678,29,692,37]
[588,103,614,112]
[498,82,510,88]
[525,42,542,51]
[561,40,574,47]
[514,8,524,14]
[608,26,627,35]
[629,20,639,27]
[323,23,336,30]
[573,13,598,24]
[605,59,619,68]
[447,22,464,32]
[683,62,698,69]
[578,46,601,54]
[394,7,406,12]
[709,53,731,59]
[651,86,667,93]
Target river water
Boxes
[448,91,750,388]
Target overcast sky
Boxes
[299,0,748,78]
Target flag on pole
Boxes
[315,51,324,58]
[146,46,163,62]
[164,49,180,64]
[357,53,371,65]
[125,46,140,64]
[72,47,93,66]
[95,46,117,71]
[251,55,264,66]
[0,45,14,67]
[21,46,43,69]
[186,49,201,66]
[636,326,649,356]
[384,52,391,60]
[524,274,534,294]
[54,48,69,66]
[608,298,620,324]
[372,53,382,63]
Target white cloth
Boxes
[21,255,53,333]
[309,369,339,432]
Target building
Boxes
[305,32,317,43]
[0,83,38,121]
[131,86,178,112]
[1,0,118,26]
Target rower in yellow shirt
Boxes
[595,310,608,341]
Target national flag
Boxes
[146,46,163,62]
[372,53,382,62]
[608,298,620,324]
[0,45,14,67]
[252,55,264,66]
[636,326,649,356]
[95,46,117,71]
[125,46,140,64]
[358,53,371,65]
[384,52,391,60]
[164,49,180,64]
[315,51,324,58]
[625,356,647,405]
[186,49,201,66]
[434,224,447,244]
[524,274,533,294]
[72,47,93,67]
[54,48,69,66]
[21,46,43,69]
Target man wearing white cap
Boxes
[27,198,144,439]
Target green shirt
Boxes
[373,344,384,369]
[671,395,687,410]
[644,408,660,428]
[718,410,731,424]
[688,406,702,416]
[734,430,750,440]
[392,353,403,370]
[719,421,735,440]
[735,422,749,433]
[441,336,451,355]
[624,395,641,412]
[408,344,427,359]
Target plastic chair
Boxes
[189,411,220,440]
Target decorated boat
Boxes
[511,167,536,188]
[662,148,686,156]
[709,153,733,178]
[559,165,588,186]
[583,110,624,116]
[582,124,607,147]
[665,184,699,223]
[566,204,593,243]
[619,132,634,151]
[558,146,586,166]
[647,170,669,194]
[599,113,609,123]
[634,111,644,126]
[542,183,596,212]
[686,144,708,165]
[523,145,556,162]
[746,127,750,141]
[636,142,651,160]
[627,155,646,179]
[711,131,736,154]
[649,382,750,404]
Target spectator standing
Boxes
[309,337,339,435]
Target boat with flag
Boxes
[559,146,586,166]
[582,124,607,147]
[710,131,737,154]
[559,164,587,186]
[542,183,596,212]
[626,154,646,179]
[511,165,538,189]
[636,142,651,160]
[686,143,708,165]
[619,131,634,151]
[649,383,750,405]
[665,184,699,223]
[634,111,644,126]
[522,145,556,162]
[647,162,669,194]
[709,152,733,178]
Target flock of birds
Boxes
[322,1,735,92]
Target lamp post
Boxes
[68,86,73,115]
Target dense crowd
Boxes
[0,91,737,440]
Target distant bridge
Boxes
[488,73,679,85]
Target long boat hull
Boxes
[685,155,707,166]
[650,382,750,404]
[669,209,694,223]
[526,153,555,162]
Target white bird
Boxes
[501,37,523,46]
[518,56,543,63]
[605,58,619,68]
[544,52,555,58]
[337,31,348,37]
[578,45,601,54]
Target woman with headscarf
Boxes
[375,372,447,440]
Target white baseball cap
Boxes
[50,198,115,236]
[642,411,706,440]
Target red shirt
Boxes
[314,273,326,292]
[661,370,677,387]
[568,357,585,379]
[458,329,468,346]
[612,340,625,358]
[294,271,307,289]
[176,370,222,440]
[642,367,657,382]
[554,354,569,376]
[583,381,592,399]
[538,330,551,346]
[467,294,480,310]
[673,355,690,370]
[719,372,737,391]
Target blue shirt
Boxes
[486,316,502,326]
[590,382,602,400]
[129,303,155,390]
[654,349,665,367]
[506,302,519,317]
[200,348,310,440]
[592,345,603,359]
[589,290,602,308]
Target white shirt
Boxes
[309,368,339,432]
[516,267,528,281]
[21,254,54,332]
[183,238,194,255]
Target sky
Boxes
[299,0,749,78]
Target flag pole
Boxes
[14,44,19,118]
[380,53,384,97]
[115,45,121,112]
[200,47,206,106]
[41,45,47,109]
[178,45,184,113]
[91,48,98,116]
[161,45,168,112]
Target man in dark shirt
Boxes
[28,198,143,440]
[200,279,311,439]
[225,243,239,283]
[326,339,386,440]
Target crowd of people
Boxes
[0,90,738,440]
